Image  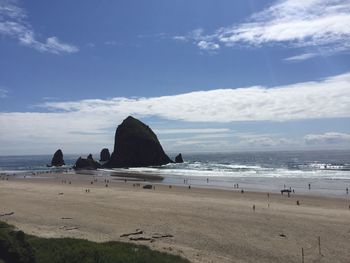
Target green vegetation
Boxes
[0,221,190,263]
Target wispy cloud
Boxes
[154,128,230,135]
[304,132,350,144]
[161,132,297,152]
[175,0,350,59]
[284,53,318,62]
[1,72,350,154]
[197,40,220,51]
[0,88,8,98]
[0,0,78,54]
[235,133,295,147]
[42,72,350,122]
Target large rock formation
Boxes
[51,149,65,166]
[105,116,173,168]
[100,148,110,162]
[73,155,101,170]
[175,153,184,163]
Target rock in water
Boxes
[73,156,101,170]
[105,116,173,168]
[87,154,93,160]
[175,153,184,163]
[100,148,110,162]
[51,149,65,166]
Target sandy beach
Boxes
[1,173,349,263]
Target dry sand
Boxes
[0,173,350,263]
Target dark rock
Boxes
[100,148,110,162]
[73,156,101,170]
[105,116,173,168]
[143,184,153,189]
[87,154,93,160]
[175,153,184,163]
[51,149,65,167]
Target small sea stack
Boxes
[100,148,110,162]
[105,116,173,168]
[51,149,65,167]
[73,156,101,170]
[175,153,184,163]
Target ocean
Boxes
[1,150,350,197]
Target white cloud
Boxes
[0,88,8,98]
[0,111,116,155]
[197,40,220,51]
[174,28,220,52]
[154,128,230,134]
[0,0,78,54]
[161,132,296,152]
[234,133,295,147]
[172,36,187,42]
[304,132,350,144]
[175,0,350,59]
[1,72,350,154]
[42,72,350,122]
[284,53,318,62]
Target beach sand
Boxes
[1,173,349,263]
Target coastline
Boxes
[1,173,350,262]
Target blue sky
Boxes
[0,0,350,155]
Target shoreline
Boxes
[1,173,350,262]
[2,170,350,199]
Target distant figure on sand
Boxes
[253,204,255,211]
[308,183,311,190]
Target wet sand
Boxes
[0,173,350,263]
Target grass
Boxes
[0,221,190,263]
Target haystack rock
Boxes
[73,156,101,170]
[175,153,184,163]
[51,149,65,166]
[105,116,173,168]
[100,148,110,162]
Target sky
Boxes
[0,0,350,155]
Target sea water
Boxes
[1,150,349,197]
